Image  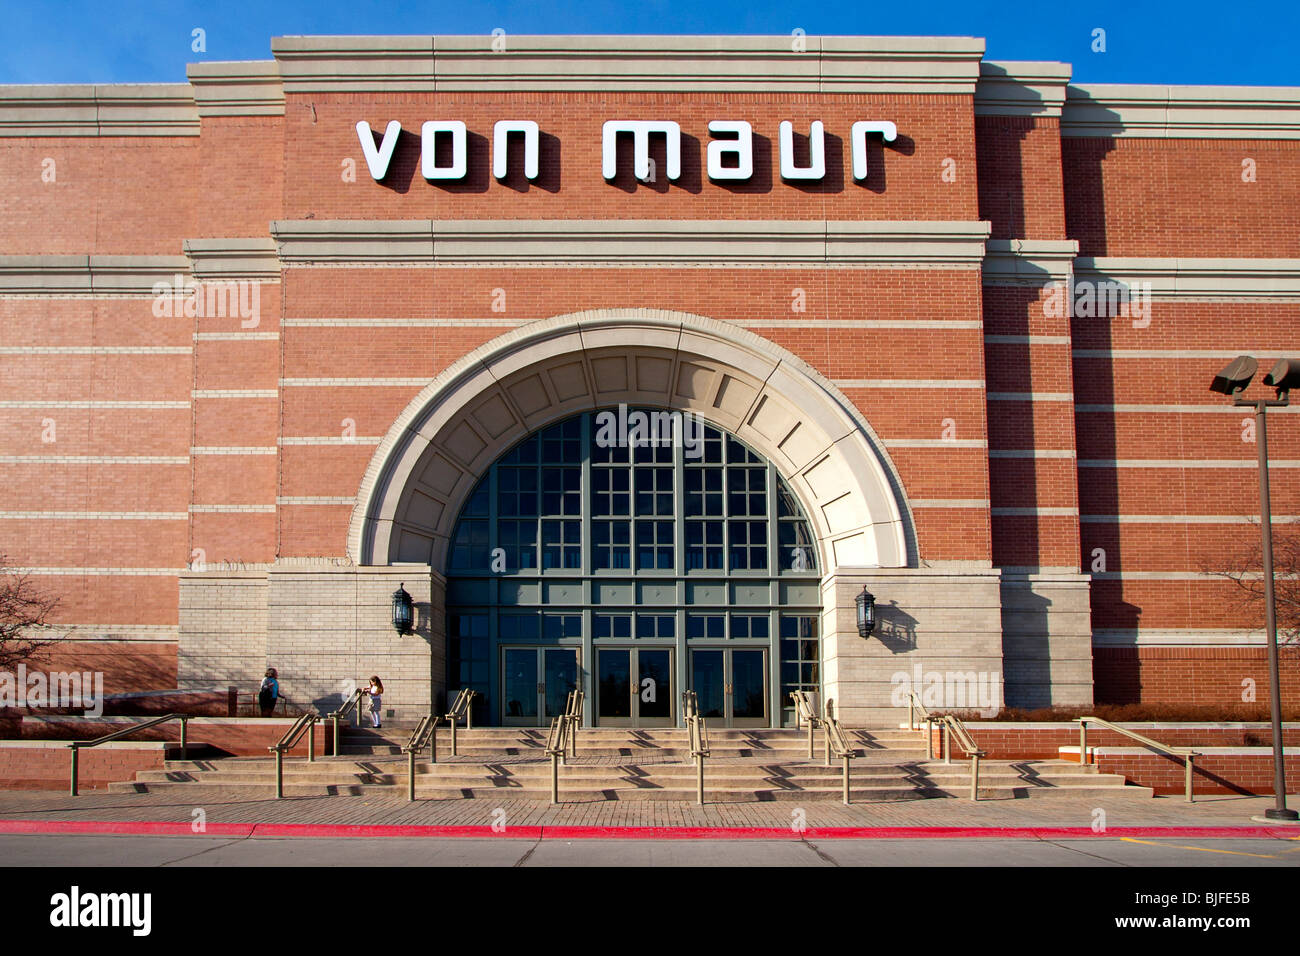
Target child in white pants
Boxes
[364,675,384,728]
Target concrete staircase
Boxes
[109,725,1151,801]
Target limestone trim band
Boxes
[1073,257,1300,299]
[982,239,1078,285]
[0,83,198,136]
[186,61,284,117]
[269,219,993,266]
[974,61,1073,118]
[1063,83,1300,139]
[349,308,917,572]
[270,35,987,95]
[0,255,193,295]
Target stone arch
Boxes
[348,309,917,571]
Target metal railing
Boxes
[326,687,365,755]
[544,713,569,804]
[683,690,711,805]
[790,690,822,759]
[268,711,319,799]
[562,688,584,759]
[444,688,478,757]
[938,713,987,801]
[1078,716,1201,803]
[906,693,985,801]
[820,700,856,805]
[401,713,442,801]
[68,713,191,796]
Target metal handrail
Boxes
[818,701,856,805]
[563,688,584,758]
[268,711,319,798]
[681,690,710,805]
[544,713,569,804]
[1078,715,1200,803]
[933,712,987,802]
[790,690,822,759]
[443,688,478,756]
[68,713,191,796]
[400,713,443,801]
[326,687,366,755]
[906,691,935,731]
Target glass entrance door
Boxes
[596,648,674,726]
[690,648,768,727]
[501,647,579,726]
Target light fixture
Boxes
[391,583,414,636]
[855,587,876,637]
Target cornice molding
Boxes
[183,238,281,281]
[270,34,986,95]
[268,219,992,266]
[1074,256,1300,299]
[186,61,284,117]
[982,238,1078,285]
[0,255,193,294]
[974,61,1072,118]
[1063,84,1300,139]
[0,84,198,137]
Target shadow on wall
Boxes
[1063,95,1131,702]
[1002,585,1053,710]
[874,601,919,653]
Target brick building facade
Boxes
[1,36,1296,726]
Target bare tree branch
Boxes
[0,556,65,670]
[1201,520,1300,645]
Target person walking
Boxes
[258,667,280,717]
[363,675,384,728]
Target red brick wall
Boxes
[15,718,332,756]
[1092,750,1300,796]
[1094,646,1300,706]
[0,138,199,253]
[976,115,1066,240]
[1063,138,1300,257]
[926,721,1300,760]
[0,746,165,791]
[11,644,178,693]
[276,264,992,562]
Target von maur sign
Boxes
[356,119,899,183]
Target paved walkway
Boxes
[2,786,1299,835]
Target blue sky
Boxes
[0,0,1297,86]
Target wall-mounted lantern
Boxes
[855,587,876,637]
[392,583,414,636]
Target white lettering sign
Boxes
[494,119,540,180]
[779,120,825,180]
[355,118,899,186]
[707,120,753,181]
[356,120,402,181]
[602,120,682,182]
[421,120,467,180]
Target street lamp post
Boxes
[1210,356,1299,822]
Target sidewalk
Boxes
[2,786,1298,838]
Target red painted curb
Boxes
[0,820,1296,840]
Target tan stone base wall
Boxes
[999,571,1093,709]
[821,567,1006,726]
[179,562,445,722]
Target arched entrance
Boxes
[443,408,824,727]
[348,309,918,724]
[349,309,916,571]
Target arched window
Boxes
[445,408,821,727]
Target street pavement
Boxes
[0,786,1298,866]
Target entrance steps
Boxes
[109,726,1152,801]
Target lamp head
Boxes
[1209,355,1258,397]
